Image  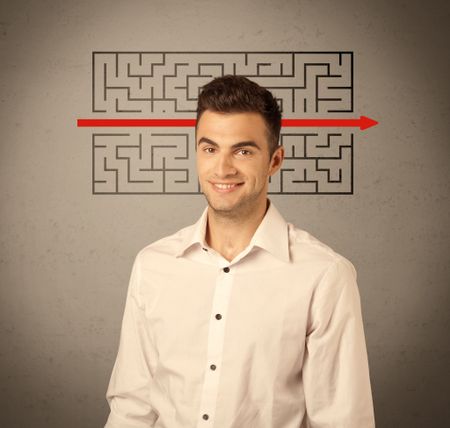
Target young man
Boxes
[104,76,376,428]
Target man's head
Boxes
[195,75,284,219]
[196,75,281,158]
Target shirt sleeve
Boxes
[302,257,376,428]
[104,254,159,428]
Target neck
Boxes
[206,199,269,262]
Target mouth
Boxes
[209,182,243,193]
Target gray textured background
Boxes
[1,0,449,427]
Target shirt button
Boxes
[215,314,222,320]
[210,364,216,370]
[202,414,209,420]
[223,267,230,273]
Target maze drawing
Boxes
[93,131,199,194]
[90,51,355,194]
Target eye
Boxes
[203,146,216,154]
[236,149,252,156]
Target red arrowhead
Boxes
[360,116,378,130]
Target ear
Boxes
[269,145,285,176]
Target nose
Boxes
[214,152,237,178]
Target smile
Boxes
[210,182,243,192]
[214,183,239,189]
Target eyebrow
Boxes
[197,137,261,151]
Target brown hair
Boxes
[196,75,281,157]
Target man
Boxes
[104,75,376,427]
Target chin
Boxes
[208,201,237,213]
[204,194,237,213]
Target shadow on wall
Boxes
[3,319,111,427]
[370,259,450,427]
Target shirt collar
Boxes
[175,200,290,263]
[175,207,209,258]
[249,201,290,263]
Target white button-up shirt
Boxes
[105,201,376,428]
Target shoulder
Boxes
[286,224,360,311]
[134,222,195,265]
[287,222,356,277]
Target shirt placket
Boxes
[195,261,234,427]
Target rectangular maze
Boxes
[90,52,354,194]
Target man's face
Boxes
[196,110,284,218]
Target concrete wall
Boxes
[1,0,449,426]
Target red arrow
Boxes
[77,116,378,130]
[282,116,378,130]
[77,119,197,127]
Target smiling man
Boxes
[104,75,376,428]
[196,108,284,262]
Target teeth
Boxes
[214,183,236,189]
